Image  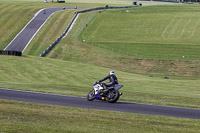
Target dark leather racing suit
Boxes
[98,74,118,89]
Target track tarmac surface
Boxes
[4,7,84,52]
[0,88,200,119]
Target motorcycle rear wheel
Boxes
[107,90,120,103]
[87,89,95,101]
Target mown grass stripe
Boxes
[47,11,75,56]
[0,4,39,49]
[0,3,7,12]
[1,99,200,133]
[0,5,20,27]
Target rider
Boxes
[97,70,118,90]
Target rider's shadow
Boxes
[91,99,135,105]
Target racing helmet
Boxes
[109,70,115,75]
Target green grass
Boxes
[83,5,200,44]
[81,5,200,60]
[32,5,200,76]
[67,0,133,5]
[0,99,200,133]
[0,55,200,109]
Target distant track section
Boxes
[0,88,200,119]
[4,7,77,52]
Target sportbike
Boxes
[87,82,123,103]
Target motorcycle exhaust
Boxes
[95,94,105,100]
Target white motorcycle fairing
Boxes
[94,83,104,95]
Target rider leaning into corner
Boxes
[96,70,119,90]
[87,70,123,102]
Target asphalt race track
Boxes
[0,88,200,119]
[4,7,83,52]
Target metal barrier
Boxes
[40,5,139,57]
[40,12,78,57]
[57,1,65,3]
[0,50,22,56]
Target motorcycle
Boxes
[87,82,123,103]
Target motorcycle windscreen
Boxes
[113,85,123,90]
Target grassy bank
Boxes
[81,5,200,60]
[34,5,200,76]
[0,99,200,133]
[0,55,200,109]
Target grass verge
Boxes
[38,6,200,76]
[81,5,200,60]
[0,99,200,133]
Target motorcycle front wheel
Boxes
[87,89,95,101]
[107,90,120,103]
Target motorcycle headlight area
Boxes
[95,84,100,88]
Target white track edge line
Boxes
[23,8,76,53]
[22,12,55,53]
[0,88,86,99]
[63,13,80,38]
[4,9,45,50]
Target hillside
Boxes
[25,4,200,76]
